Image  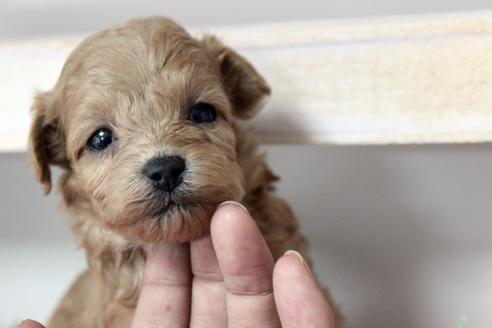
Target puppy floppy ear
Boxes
[28,91,67,194]
[202,35,271,119]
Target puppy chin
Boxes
[102,179,246,243]
[109,204,216,243]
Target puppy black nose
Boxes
[143,156,186,192]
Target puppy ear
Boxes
[28,91,67,194]
[202,35,271,119]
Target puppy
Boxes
[28,16,341,327]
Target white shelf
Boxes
[3,11,492,152]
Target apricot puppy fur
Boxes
[28,16,341,327]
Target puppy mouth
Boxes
[152,199,181,217]
[113,180,242,242]
[148,191,198,219]
[114,193,214,243]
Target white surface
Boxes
[0,246,85,327]
[5,12,492,150]
[2,145,492,327]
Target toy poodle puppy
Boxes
[28,16,341,327]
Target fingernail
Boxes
[18,320,42,328]
[284,250,304,264]
[218,200,251,217]
[284,250,312,273]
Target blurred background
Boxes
[2,1,492,327]
[2,0,492,39]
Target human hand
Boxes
[18,201,334,328]
[132,201,335,327]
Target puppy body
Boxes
[29,17,341,327]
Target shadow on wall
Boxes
[0,153,73,245]
[266,143,492,327]
[2,143,492,327]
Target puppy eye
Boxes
[187,103,217,124]
[87,128,114,152]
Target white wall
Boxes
[2,1,492,327]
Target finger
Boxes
[189,234,227,327]
[132,243,191,328]
[211,201,280,328]
[17,320,45,328]
[273,251,335,328]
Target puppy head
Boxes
[29,17,270,243]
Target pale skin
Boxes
[19,202,335,328]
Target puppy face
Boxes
[28,17,270,243]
